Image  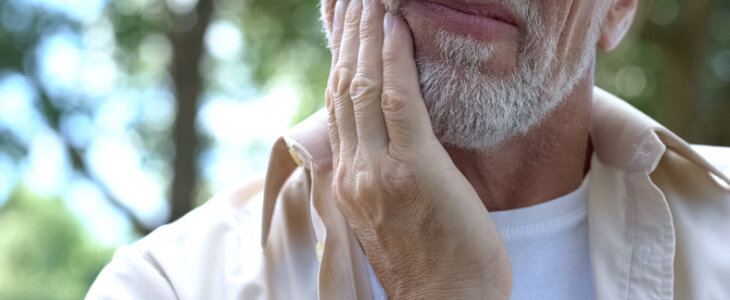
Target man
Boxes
[87,0,730,299]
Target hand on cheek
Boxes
[325,0,512,298]
[327,0,434,164]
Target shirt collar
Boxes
[591,87,729,184]
[262,87,730,246]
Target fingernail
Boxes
[384,12,395,35]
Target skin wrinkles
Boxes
[321,0,617,211]
[320,0,636,296]
[389,0,604,152]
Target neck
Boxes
[445,66,594,212]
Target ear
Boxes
[598,0,638,51]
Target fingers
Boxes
[333,0,363,164]
[381,13,434,160]
[326,0,350,168]
[351,0,388,152]
[330,0,349,66]
[325,87,340,169]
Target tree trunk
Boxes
[168,0,214,223]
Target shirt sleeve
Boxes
[85,245,178,300]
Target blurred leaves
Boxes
[597,0,730,145]
[239,0,330,123]
[0,188,114,300]
[0,129,26,160]
[0,0,728,298]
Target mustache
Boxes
[381,0,533,25]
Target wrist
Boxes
[388,262,512,300]
[394,278,510,300]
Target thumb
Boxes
[381,13,435,160]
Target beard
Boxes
[382,0,606,150]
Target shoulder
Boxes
[135,175,267,256]
[652,141,730,192]
[87,111,331,299]
[691,144,730,178]
[136,175,266,252]
[88,177,270,299]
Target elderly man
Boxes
[88,0,730,299]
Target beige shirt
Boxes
[87,88,730,300]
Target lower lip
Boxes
[412,2,518,42]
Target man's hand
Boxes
[325,0,512,298]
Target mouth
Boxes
[409,0,521,42]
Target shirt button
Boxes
[316,242,325,262]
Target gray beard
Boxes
[418,30,578,150]
[325,0,610,150]
[401,1,605,150]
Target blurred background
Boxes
[0,0,727,298]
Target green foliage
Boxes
[0,189,115,300]
[240,0,730,144]
[597,0,730,145]
[239,0,330,124]
[0,0,728,298]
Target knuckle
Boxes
[349,76,380,104]
[353,171,377,200]
[327,107,337,126]
[333,165,368,220]
[324,88,334,111]
[324,86,332,100]
[332,165,350,201]
[327,126,339,153]
[380,89,409,115]
[334,67,355,97]
[378,162,418,197]
[333,160,379,203]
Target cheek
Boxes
[404,13,441,63]
[546,0,602,68]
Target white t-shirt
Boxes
[367,173,595,299]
